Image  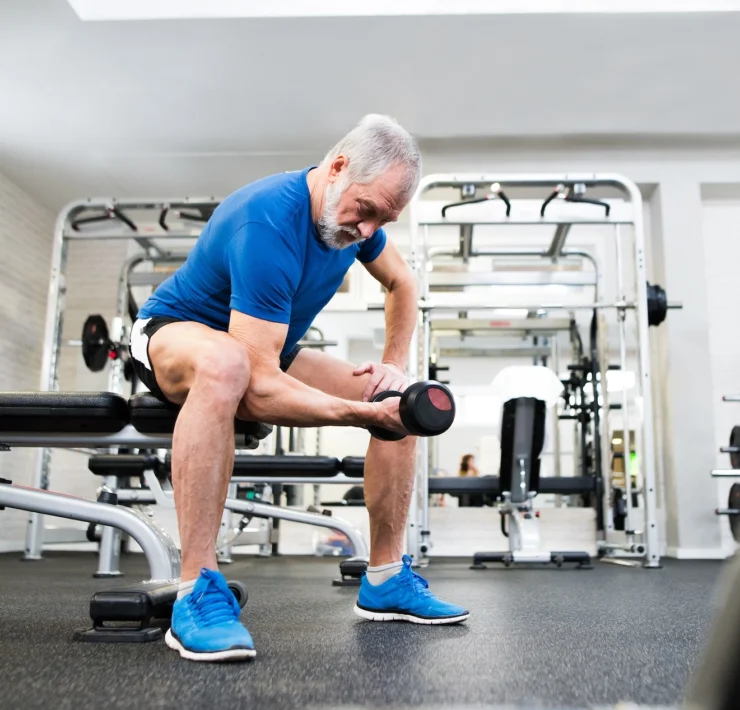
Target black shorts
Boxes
[128,315,303,403]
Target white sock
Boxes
[177,579,197,600]
[366,561,403,586]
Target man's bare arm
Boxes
[363,241,418,370]
[229,311,401,430]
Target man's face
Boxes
[317,160,407,250]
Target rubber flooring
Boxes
[0,552,724,709]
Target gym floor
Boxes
[0,552,722,709]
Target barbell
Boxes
[75,314,339,374]
[415,280,680,325]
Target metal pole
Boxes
[405,196,424,563]
[552,335,563,507]
[414,300,681,313]
[597,311,614,537]
[95,474,123,577]
[217,482,238,564]
[418,309,431,558]
[614,225,634,538]
[25,201,81,559]
[620,179,661,568]
[230,499,369,559]
[5,484,180,582]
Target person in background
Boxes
[458,453,479,477]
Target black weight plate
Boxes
[646,282,668,327]
[730,484,740,542]
[227,580,248,608]
[400,382,456,436]
[730,427,740,469]
[82,314,111,372]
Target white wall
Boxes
[701,195,740,557]
[0,171,54,552]
[0,183,129,551]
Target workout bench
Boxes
[87,452,369,578]
[0,390,368,642]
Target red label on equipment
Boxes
[488,321,511,327]
[428,388,452,411]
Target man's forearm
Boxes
[243,369,375,428]
[382,280,418,370]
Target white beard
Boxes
[317,177,363,250]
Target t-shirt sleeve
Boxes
[226,222,301,324]
[356,228,387,263]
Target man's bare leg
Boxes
[284,348,415,566]
[362,436,417,565]
[285,347,468,623]
[146,322,251,581]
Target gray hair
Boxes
[320,114,422,201]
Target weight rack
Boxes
[26,197,222,559]
[404,173,664,569]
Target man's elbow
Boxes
[240,370,277,422]
[388,266,418,298]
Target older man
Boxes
[129,114,468,663]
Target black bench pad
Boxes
[88,454,163,476]
[0,392,129,433]
[226,455,341,477]
[428,475,597,496]
[128,393,272,439]
[92,454,344,477]
[340,457,365,478]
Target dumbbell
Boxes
[367,381,456,442]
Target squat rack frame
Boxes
[26,197,220,559]
[404,173,661,569]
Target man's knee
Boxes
[193,339,251,404]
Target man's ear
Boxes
[328,155,349,183]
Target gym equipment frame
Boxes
[404,173,671,569]
[26,197,223,559]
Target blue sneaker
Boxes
[355,555,469,625]
[165,568,256,662]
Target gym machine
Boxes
[468,365,592,569]
[0,391,375,640]
[404,173,680,569]
[85,452,371,582]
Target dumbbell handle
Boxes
[715,508,740,516]
[721,446,740,454]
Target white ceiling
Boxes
[65,0,740,20]
[2,0,740,210]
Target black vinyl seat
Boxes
[341,457,365,479]
[0,392,129,433]
[128,392,273,440]
[230,455,341,476]
[428,475,597,496]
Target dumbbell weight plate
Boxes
[367,390,406,442]
[400,382,455,437]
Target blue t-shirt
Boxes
[138,167,386,357]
